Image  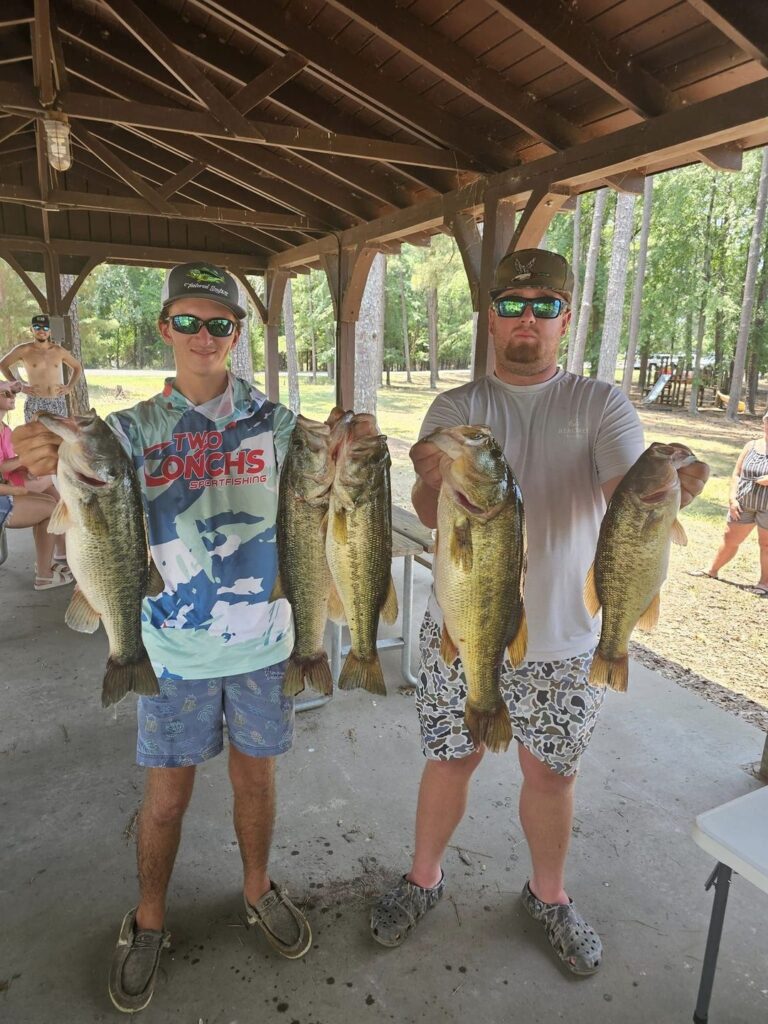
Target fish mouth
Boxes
[640,485,674,504]
[75,470,109,488]
[455,490,484,515]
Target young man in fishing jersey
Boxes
[12,262,310,1013]
[370,249,709,975]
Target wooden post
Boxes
[322,244,378,410]
[264,268,289,403]
[474,193,516,379]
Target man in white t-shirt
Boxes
[370,248,708,974]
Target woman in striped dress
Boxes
[698,410,768,595]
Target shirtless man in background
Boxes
[0,314,83,422]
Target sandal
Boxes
[521,881,602,976]
[370,872,445,947]
[753,584,768,596]
[34,564,74,590]
[687,569,717,579]
[108,907,170,1014]
[244,882,311,959]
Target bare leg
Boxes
[228,746,276,907]
[408,749,484,889]
[7,493,58,579]
[757,526,768,588]
[135,766,196,931]
[518,743,577,905]
[707,522,754,577]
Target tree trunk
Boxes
[747,235,768,414]
[60,274,90,415]
[283,280,301,414]
[354,252,385,415]
[230,281,254,384]
[568,195,582,363]
[727,146,768,421]
[689,178,717,414]
[597,192,636,384]
[306,283,317,383]
[622,177,653,395]
[427,285,439,390]
[569,188,608,375]
[398,261,412,383]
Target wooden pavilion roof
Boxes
[0,0,767,289]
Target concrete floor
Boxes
[1,530,767,1024]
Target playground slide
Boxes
[641,372,672,405]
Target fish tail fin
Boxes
[304,652,333,697]
[338,650,387,695]
[102,648,159,708]
[465,702,513,754]
[282,656,306,698]
[589,649,629,692]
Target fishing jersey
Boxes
[106,374,295,681]
[419,370,645,661]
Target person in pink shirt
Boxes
[0,379,72,589]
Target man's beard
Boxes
[500,338,551,374]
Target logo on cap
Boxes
[511,257,537,280]
[188,267,226,285]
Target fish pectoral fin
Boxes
[583,563,601,617]
[332,507,348,545]
[146,559,164,597]
[64,586,101,634]
[47,499,73,535]
[327,582,346,624]
[450,517,472,571]
[670,518,688,546]
[380,575,399,625]
[269,571,285,602]
[440,624,459,665]
[637,591,660,631]
[507,608,528,667]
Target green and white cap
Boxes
[491,248,573,300]
[161,262,246,319]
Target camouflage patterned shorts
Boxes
[24,394,68,422]
[415,611,605,776]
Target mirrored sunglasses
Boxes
[33,324,51,331]
[166,314,237,338]
[493,296,566,319]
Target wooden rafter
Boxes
[61,255,100,311]
[0,114,31,145]
[324,0,579,150]
[0,249,48,308]
[688,0,768,70]
[199,0,513,170]
[231,52,308,113]
[32,0,55,107]
[157,161,206,200]
[0,1,34,28]
[102,0,267,142]
[73,124,177,214]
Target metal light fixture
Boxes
[43,114,72,171]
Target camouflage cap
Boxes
[491,248,573,300]
[161,262,246,319]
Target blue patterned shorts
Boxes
[0,495,13,529]
[136,662,294,768]
[416,611,605,777]
[24,394,68,422]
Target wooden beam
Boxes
[447,212,482,311]
[0,1,34,27]
[697,144,743,172]
[61,256,100,312]
[32,0,55,108]
[1,235,266,272]
[0,249,48,308]
[475,195,516,379]
[43,247,62,316]
[157,160,206,200]
[0,115,31,145]
[233,272,268,325]
[200,0,512,170]
[34,119,51,244]
[509,187,572,250]
[324,0,579,150]
[73,125,178,214]
[688,0,768,70]
[230,52,308,113]
[102,0,267,141]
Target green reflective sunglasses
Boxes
[166,314,237,337]
[493,296,566,319]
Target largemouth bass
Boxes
[272,415,335,697]
[326,414,397,695]
[39,411,161,708]
[429,425,527,753]
[585,442,698,691]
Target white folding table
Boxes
[691,785,768,1023]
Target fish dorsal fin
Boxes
[637,591,660,631]
[65,586,101,634]
[47,500,73,535]
[450,517,472,572]
[670,518,688,546]
[507,607,528,667]
[381,575,398,625]
[332,507,348,545]
[440,624,459,666]
[327,581,346,624]
[583,563,601,617]
[146,559,164,597]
